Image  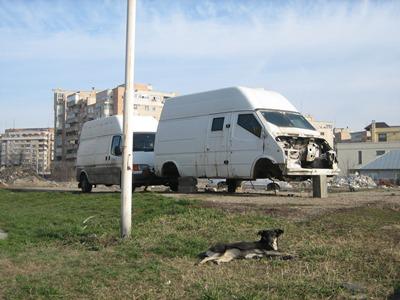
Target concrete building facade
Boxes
[336,141,400,175]
[53,88,76,162]
[65,91,97,162]
[0,128,54,175]
[365,121,400,143]
[110,83,176,120]
[305,115,334,147]
[335,121,400,176]
[334,128,352,143]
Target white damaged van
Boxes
[154,87,339,192]
[76,115,165,192]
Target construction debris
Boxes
[0,229,8,240]
[330,174,377,190]
[0,166,57,187]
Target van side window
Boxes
[111,135,122,156]
[211,117,224,131]
[237,114,262,137]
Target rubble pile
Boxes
[0,166,48,187]
[330,174,377,190]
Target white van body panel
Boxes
[155,87,339,180]
[77,115,158,186]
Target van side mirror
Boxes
[114,146,122,156]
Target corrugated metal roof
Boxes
[361,150,400,170]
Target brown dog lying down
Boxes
[197,229,294,265]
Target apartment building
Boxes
[96,83,176,120]
[0,128,54,175]
[65,91,97,162]
[53,89,97,162]
[305,115,334,147]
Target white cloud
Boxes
[0,0,399,131]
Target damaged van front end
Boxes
[276,135,339,178]
[259,110,339,180]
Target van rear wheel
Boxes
[80,174,93,193]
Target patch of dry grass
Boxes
[0,189,399,299]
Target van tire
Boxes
[162,162,180,192]
[80,174,92,193]
[267,182,280,191]
[169,181,179,192]
[227,179,238,193]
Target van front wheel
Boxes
[169,181,178,192]
[80,174,93,193]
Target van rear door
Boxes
[205,114,231,177]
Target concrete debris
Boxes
[0,166,55,186]
[341,282,367,294]
[0,229,8,240]
[330,175,377,190]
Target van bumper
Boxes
[133,171,169,187]
[284,167,340,177]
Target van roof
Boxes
[80,115,158,139]
[160,87,298,120]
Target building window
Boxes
[358,151,362,164]
[376,150,385,156]
[145,106,149,111]
[211,117,224,131]
[378,133,387,142]
[133,104,138,110]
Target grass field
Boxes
[0,189,399,299]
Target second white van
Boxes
[76,115,165,192]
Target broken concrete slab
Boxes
[341,282,367,294]
[178,177,198,193]
[0,229,8,240]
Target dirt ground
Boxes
[4,182,399,221]
[161,189,400,220]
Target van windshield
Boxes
[261,111,315,130]
[133,133,155,152]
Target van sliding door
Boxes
[205,113,231,178]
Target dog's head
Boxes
[258,229,284,251]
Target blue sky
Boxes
[0,0,399,132]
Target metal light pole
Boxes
[121,0,136,239]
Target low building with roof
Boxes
[353,150,400,184]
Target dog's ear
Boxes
[275,229,284,236]
[257,230,265,236]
